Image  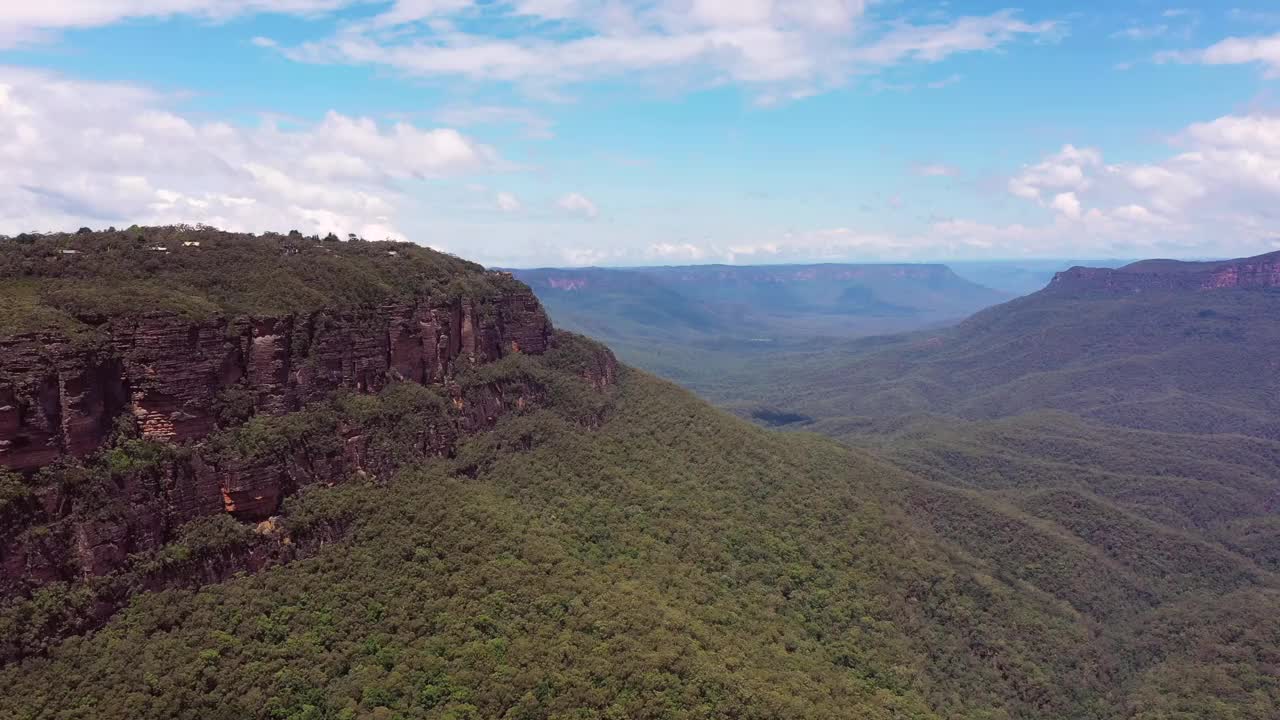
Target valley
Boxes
[0,229,1276,720]
[511,262,1016,391]
[9,4,1280,718]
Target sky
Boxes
[1,2,1280,267]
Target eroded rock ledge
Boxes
[1047,250,1280,296]
[0,279,618,602]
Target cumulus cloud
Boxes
[0,66,497,238]
[556,192,598,218]
[265,2,1056,101]
[1049,191,1082,219]
[1007,144,1102,201]
[990,112,1280,255]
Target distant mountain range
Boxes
[732,250,1280,438]
[511,262,1012,387]
[515,263,1010,332]
[947,258,1129,295]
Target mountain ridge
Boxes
[1047,249,1280,295]
[2,232,1278,719]
[0,227,620,646]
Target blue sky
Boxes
[2,2,1280,266]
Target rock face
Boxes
[0,278,607,600]
[0,283,551,471]
[1047,251,1280,296]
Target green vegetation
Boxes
[709,286,1280,437]
[0,226,519,335]
[512,271,1280,719]
[2,368,1277,719]
[2,238,1277,719]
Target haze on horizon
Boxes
[2,1,1280,267]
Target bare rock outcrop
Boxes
[0,278,615,600]
[1047,251,1280,296]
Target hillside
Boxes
[690,252,1280,720]
[1,231,1277,719]
[6,368,1279,720]
[722,251,1280,437]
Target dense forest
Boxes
[710,279,1280,438]
[0,226,517,336]
[5,367,1277,719]
[0,231,1277,719]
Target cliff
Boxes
[0,290,550,474]
[1046,250,1280,296]
[0,228,618,616]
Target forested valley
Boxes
[0,230,1276,719]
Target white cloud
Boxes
[496,191,522,212]
[1,2,1058,104]
[848,11,1057,65]
[610,111,1280,265]
[0,66,497,239]
[1049,191,1082,219]
[1159,33,1280,76]
[267,3,1057,101]
[559,245,615,266]
[989,112,1280,255]
[648,242,706,260]
[0,1,358,47]
[1007,144,1102,201]
[557,192,598,218]
[1112,203,1166,225]
[1182,113,1280,151]
[722,228,909,263]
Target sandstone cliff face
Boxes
[0,278,615,601]
[1047,251,1280,296]
[1,282,550,470]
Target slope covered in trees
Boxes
[4,367,1277,719]
[1,236,1277,719]
[721,273,1280,438]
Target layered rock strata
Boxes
[0,281,617,599]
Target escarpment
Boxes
[1047,250,1280,296]
[0,229,618,618]
[1,290,551,471]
